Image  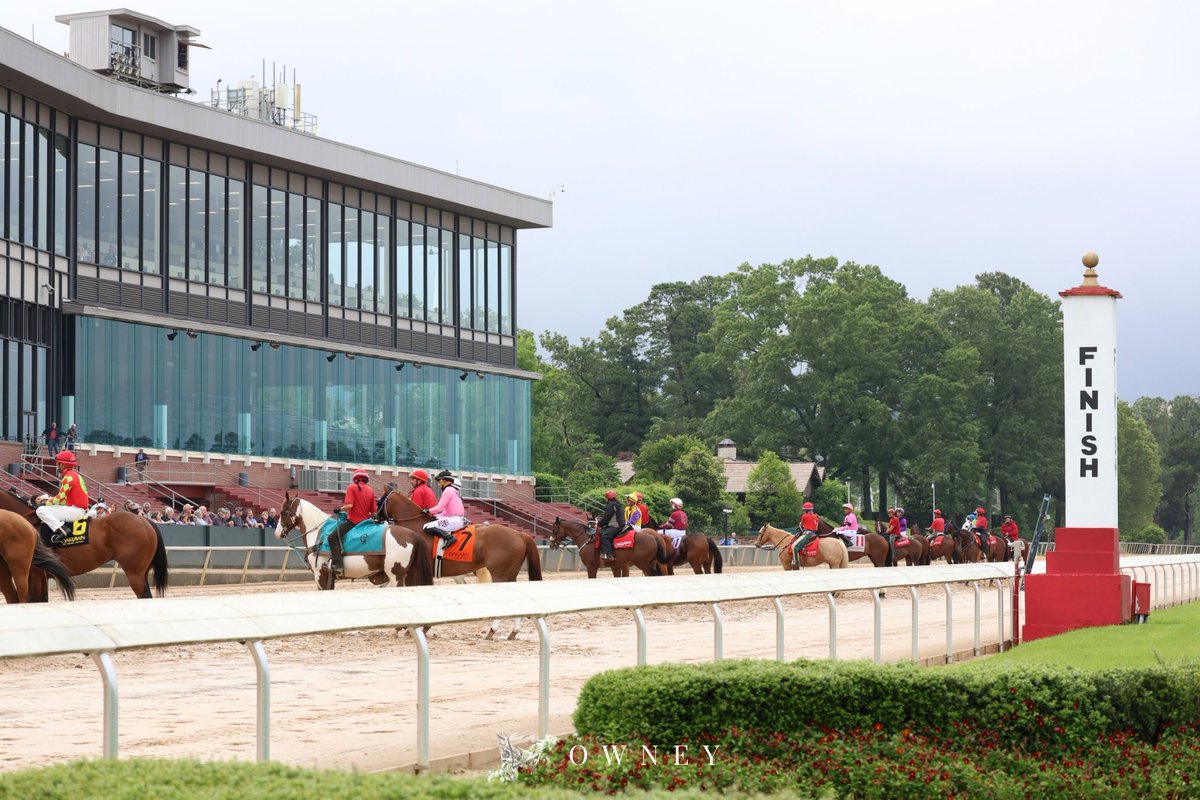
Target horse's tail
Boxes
[523,533,543,581]
[655,536,672,566]
[150,524,169,597]
[708,537,723,574]
[31,541,76,601]
[410,529,434,586]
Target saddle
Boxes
[612,528,636,550]
[40,518,90,548]
[318,517,388,556]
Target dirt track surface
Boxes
[0,563,1015,773]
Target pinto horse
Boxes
[0,509,77,603]
[548,517,669,578]
[0,489,168,600]
[755,523,850,570]
[277,493,432,590]
[657,531,723,575]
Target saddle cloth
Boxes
[432,524,479,562]
[843,533,866,553]
[612,529,636,550]
[930,534,947,547]
[40,518,91,548]
[318,517,387,556]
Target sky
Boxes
[8,1,1200,400]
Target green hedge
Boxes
[574,659,1200,753]
[534,472,567,502]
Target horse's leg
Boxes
[0,558,19,604]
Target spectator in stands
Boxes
[160,506,177,524]
[178,507,195,525]
[231,507,246,527]
[43,422,61,457]
[65,423,79,452]
[263,508,279,531]
[244,509,264,529]
[93,502,111,518]
[141,502,152,516]
[216,508,234,526]
[135,448,149,479]
[125,501,140,514]
[194,505,214,525]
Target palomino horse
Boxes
[0,509,77,603]
[276,493,432,590]
[657,531,723,575]
[754,523,850,570]
[549,517,669,578]
[0,489,168,600]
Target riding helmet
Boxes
[411,469,430,482]
[802,502,814,510]
[352,469,369,483]
[55,450,77,466]
[604,490,617,500]
[670,497,683,508]
[933,508,942,516]
[435,469,455,482]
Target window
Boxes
[53,135,68,256]
[187,168,205,281]
[177,41,189,70]
[97,149,118,266]
[141,159,160,272]
[304,197,320,301]
[208,174,226,284]
[119,153,140,269]
[251,183,267,292]
[327,203,342,306]
[226,179,243,288]
[76,143,96,262]
[166,164,186,277]
[110,25,135,59]
[269,188,285,296]
[143,33,157,60]
[395,219,410,319]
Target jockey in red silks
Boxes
[886,508,901,537]
[973,507,990,553]
[796,501,821,550]
[930,508,946,535]
[658,497,688,550]
[36,450,90,537]
[408,469,437,512]
[330,469,375,574]
[1001,515,1019,541]
[635,493,650,529]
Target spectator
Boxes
[141,502,152,517]
[65,423,79,452]
[230,508,245,527]
[244,509,264,529]
[263,508,279,531]
[179,508,194,525]
[43,422,61,457]
[160,506,177,524]
[93,502,111,517]
[194,505,214,525]
[135,448,149,479]
[125,501,140,514]
[216,508,234,526]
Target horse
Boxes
[809,516,889,567]
[754,524,850,570]
[953,527,987,563]
[873,518,924,567]
[659,531,723,575]
[548,517,670,578]
[276,493,432,591]
[986,534,1013,562]
[924,527,959,565]
[905,527,931,566]
[0,489,168,600]
[0,509,77,603]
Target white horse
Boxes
[275,494,432,590]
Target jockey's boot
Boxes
[438,529,456,547]
[328,532,345,575]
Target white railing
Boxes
[4,555,1196,773]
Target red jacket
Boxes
[410,484,437,511]
[930,517,945,533]
[887,516,900,535]
[660,509,688,531]
[1001,520,1019,541]
[799,512,820,532]
[51,469,89,509]
[343,482,376,524]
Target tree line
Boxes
[519,257,1198,542]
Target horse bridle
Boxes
[277,498,319,557]
[548,519,595,550]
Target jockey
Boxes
[36,450,90,537]
[658,497,688,550]
[332,469,375,574]
[423,470,468,546]
[408,469,437,513]
[835,502,858,535]
[973,507,989,552]
[624,493,643,530]
[930,508,946,536]
[796,501,821,550]
[886,508,900,537]
[1001,515,1019,542]
[596,489,624,560]
[635,492,650,529]
[896,507,908,536]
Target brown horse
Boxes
[548,517,669,578]
[924,527,959,564]
[277,494,432,590]
[380,490,544,583]
[754,524,850,570]
[657,531,723,575]
[0,489,168,600]
[953,527,987,563]
[873,519,924,567]
[0,509,77,603]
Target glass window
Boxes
[439,227,454,326]
[458,232,472,328]
[22,121,35,246]
[53,135,68,256]
[97,148,118,266]
[110,24,135,59]
[411,223,426,321]
[251,184,267,292]
[177,41,188,70]
[141,158,160,272]
[360,210,375,311]
[425,227,439,324]
[376,213,389,315]
[208,174,225,284]
[0,113,6,238]
[6,116,19,240]
[187,168,205,281]
[487,240,501,333]
[76,143,96,262]
[344,207,360,309]
[304,196,320,301]
[166,164,186,277]
[119,153,140,269]
[269,188,286,296]
[327,203,342,306]
[474,237,487,332]
[226,179,243,287]
[287,192,303,299]
[143,33,157,60]
[36,127,49,250]
[394,218,410,319]
[500,244,512,334]
[5,341,16,440]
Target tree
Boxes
[632,434,707,485]
[1117,400,1162,535]
[670,446,727,531]
[744,451,803,528]
[563,435,619,493]
[810,476,849,522]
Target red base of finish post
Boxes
[1022,527,1132,643]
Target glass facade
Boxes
[71,318,532,474]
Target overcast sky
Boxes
[10,1,1199,400]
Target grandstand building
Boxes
[0,11,548,489]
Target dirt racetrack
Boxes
[0,563,1016,774]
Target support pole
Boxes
[772,597,785,661]
[92,652,119,759]
[411,626,430,773]
[536,618,550,738]
[245,640,270,762]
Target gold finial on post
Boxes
[1081,252,1100,286]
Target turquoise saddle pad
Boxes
[318,514,387,555]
